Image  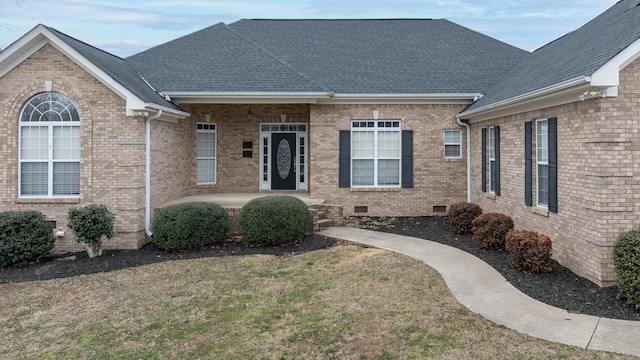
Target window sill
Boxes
[351,187,401,192]
[485,193,496,200]
[16,197,81,204]
[531,207,549,217]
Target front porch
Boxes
[156,193,343,233]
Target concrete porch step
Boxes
[318,218,334,228]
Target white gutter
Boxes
[332,93,482,100]
[456,115,472,203]
[162,91,333,97]
[144,103,190,118]
[459,76,591,118]
[145,110,163,237]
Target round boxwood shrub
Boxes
[449,202,483,235]
[238,195,311,246]
[152,202,229,251]
[614,229,640,310]
[0,210,55,267]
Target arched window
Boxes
[19,93,80,197]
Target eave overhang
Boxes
[459,77,595,123]
[163,91,481,105]
[0,24,189,120]
[459,37,640,123]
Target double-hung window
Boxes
[443,130,462,158]
[536,119,549,208]
[489,126,496,193]
[196,123,217,184]
[19,93,80,197]
[351,121,401,187]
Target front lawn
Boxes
[0,245,632,359]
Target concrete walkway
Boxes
[321,227,640,357]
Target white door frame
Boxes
[259,123,308,190]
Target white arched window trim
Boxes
[18,92,81,197]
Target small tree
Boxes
[67,204,115,258]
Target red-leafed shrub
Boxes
[505,230,553,273]
[448,202,483,235]
[471,213,514,251]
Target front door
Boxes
[271,133,297,190]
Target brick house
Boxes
[458,0,640,285]
[0,1,638,285]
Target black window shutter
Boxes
[548,117,558,213]
[494,126,501,196]
[401,130,414,188]
[481,128,487,192]
[524,122,533,206]
[338,130,351,188]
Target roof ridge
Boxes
[224,24,332,93]
[45,25,125,60]
[244,18,435,21]
[126,23,227,60]
[45,25,178,110]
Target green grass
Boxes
[0,245,633,359]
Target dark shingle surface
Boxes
[127,19,528,95]
[126,24,327,93]
[47,26,180,111]
[466,0,640,112]
[229,19,528,94]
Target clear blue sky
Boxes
[0,0,620,57]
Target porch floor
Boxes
[157,192,325,209]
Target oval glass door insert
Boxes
[277,139,292,179]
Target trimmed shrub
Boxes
[471,213,514,251]
[0,211,55,267]
[152,202,229,251]
[68,204,115,257]
[238,195,311,247]
[449,202,483,234]
[505,230,552,273]
[614,229,640,310]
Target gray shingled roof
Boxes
[465,0,640,112]
[127,19,528,95]
[126,23,328,93]
[46,26,181,111]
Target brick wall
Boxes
[0,44,147,252]
[309,104,468,216]
[180,104,311,194]
[469,58,640,286]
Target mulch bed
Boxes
[0,235,336,284]
[1,216,639,322]
[345,216,640,321]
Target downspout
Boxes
[145,110,163,237]
[456,115,472,203]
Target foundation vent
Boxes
[354,206,368,213]
[433,206,447,213]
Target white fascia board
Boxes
[165,91,479,105]
[322,93,480,105]
[459,77,591,122]
[145,103,190,117]
[163,92,333,104]
[126,103,190,123]
[591,38,640,86]
[0,25,149,115]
